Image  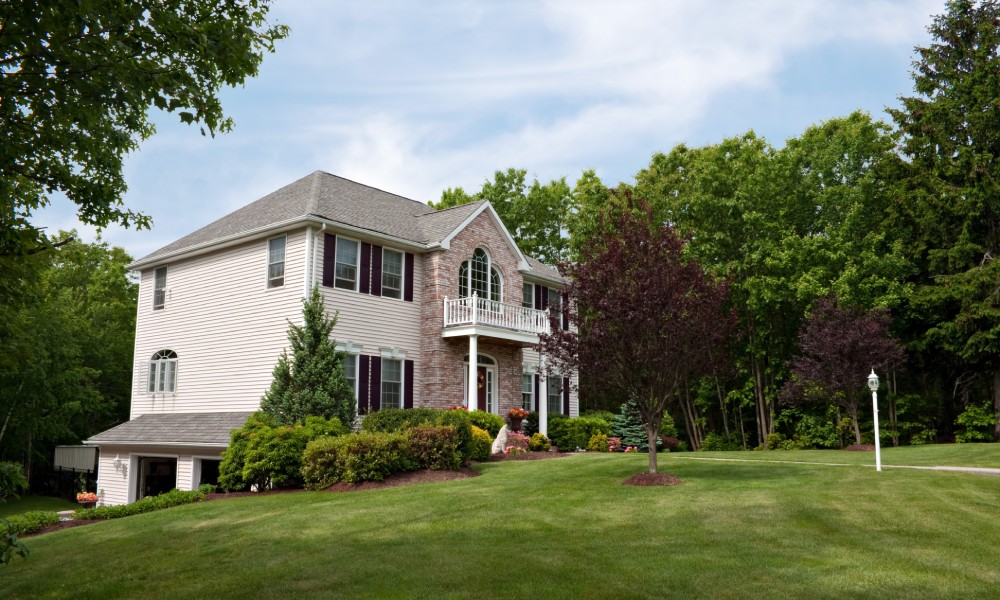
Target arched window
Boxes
[458,248,501,302]
[148,350,178,394]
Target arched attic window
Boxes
[459,248,501,302]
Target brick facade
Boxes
[419,209,527,416]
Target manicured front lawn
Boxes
[686,443,1000,468]
[2,448,998,599]
[0,496,78,518]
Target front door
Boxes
[477,367,488,412]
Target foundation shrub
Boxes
[467,411,505,437]
[75,489,204,520]
[361,408,439,433]
[522,411,540,437]
[0,511,59,536]
[468,426,493,461]
[405,425,462,470]
[548,416,610,452]
[587,432,610,452]
[528,433,551,452]
[436,409,474,460]
[301,431,410,488]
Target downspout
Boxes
[303,225,313,298]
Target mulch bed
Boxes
[622,472,684,487]
[845,444,876,451]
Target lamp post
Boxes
[867,369,881,472]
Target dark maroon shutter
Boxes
[369,356,382,412]
[562,291,569,330]
[359,243,371,294]
[358,355,370,414]
[322,234,335,287]
[534,374,540,412]
[404,359,414,408]
[540,286,549,310]
[404,253,414,302]
[534,284,542,310]
[371,244,383,296]
[562,377,570,415]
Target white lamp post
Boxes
[867,369,881,472]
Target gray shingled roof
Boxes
[86,412,253,446]
[524,256,563,282]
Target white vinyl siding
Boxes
[267,236,286,288]
[335,237,359,291]
[382,248,403,299]
[131,231,306,417]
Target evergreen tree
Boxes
[260,286,356,426]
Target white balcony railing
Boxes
[443,293,550,336]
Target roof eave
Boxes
[82,440,230,448]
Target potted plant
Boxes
[76,491,98,508]
[507,407,529,432]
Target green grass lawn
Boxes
[0,496,78,518]
[679,442,1000,469]
[2,446,999,600]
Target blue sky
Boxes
[36,0,942,261]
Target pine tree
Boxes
[260,286,356,426]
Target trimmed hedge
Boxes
[405,425,462,470]
[528,433,551,452]
[361,408,439,433]
[548,416,610,452]
[467,411,505,437]
[302,431,410,488]
[468,426,493,461]
[75,489,205,520]
[0,511,59,536]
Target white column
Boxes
[538,353,548,436]
[468,334,479,411]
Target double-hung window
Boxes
[343,354,358,400]
[547,375,562,416]
[267,236,286,288]
[382,248,403,299]
[548,288,562,330]
[335,238,359,290]
[153,267,167,310]
[148,350,178,393]
[522,283,533,309]
[522,372,534,410]
[381,358,402,410]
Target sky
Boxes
[35,0,944,261]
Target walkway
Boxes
[671,455,1000,476]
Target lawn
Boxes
[0,496,78,518]
[2,446,998,600]
[677,443,1000,469]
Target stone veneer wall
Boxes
[419,210,526,413]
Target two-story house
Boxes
[86,171,576,505]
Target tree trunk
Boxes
[889,369,899,447]
[836,406,845,449]
[752,357,769,448]
[645,423,660,474]
[738,401,748,450]
[993,366,1000,442]
[715,376,730,438]
[849,404,861,445]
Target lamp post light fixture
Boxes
[868,369,881,472]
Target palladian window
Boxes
[458,247,501,302]
[148,350,178,394]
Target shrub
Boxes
[581,409,617,423]
[0,462,28,502]
[198,483,217,495]
[607,436,622,452]
[522,411,540,437]
[75,489,204,520]
[506,431,530,451]
[468,426,493,461]
[661,436,681,452]
[528,433,551,452]
[763,433,785,450]
[436,409,473,460]
[0,511,59,536]
[956,403,995,443]
[467,411,505,437]
[405,425,462,470]
[549,416,610,452]
[587,432,610,452]
[700,432,741,451]
[301,431,410,488]
[361,408,439,433]
[219,413,346,491]
[611,400,655,451]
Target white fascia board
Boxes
[128,216,429,271]
[436,202,531,270]
[83,440,230,448]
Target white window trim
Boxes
[147,350,178,395]
[380,356,404,411]
[379,346,406,360]
[460,247,503,302]
[266,234,287,290]
[381,247,404,300]
[547,371,563,416]
[334,235,361,292]
[522,282,534,309]
[521,370,535,411]
[153,266,167,310]
[336,342,363,404]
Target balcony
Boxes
[442,294,550,344]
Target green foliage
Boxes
[528,433,551,452]
[260,286,357,426]
[586,433,610,452]
[580,410,617,423]
[362,408,440,433]
[467,411,505,437]
[956,403,996,443]
[468,426,493,462]
[75,489,204,520]
[436,410,474,460]
[0,511,59,536]
[700,433,742,452]
[218,412,345,491]
[301,432,410,488]
[0,0,288,258]
[611,400,656,451]
[0,519,29,565]
[0,463,28,501]
[522,411,540,437]
[548,417,610,452]
[198,483,217,495]
[404,426,462,471]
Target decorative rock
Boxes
[491,425,509,455]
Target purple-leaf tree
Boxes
[782,295,905,445]
[541,192,732,474]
